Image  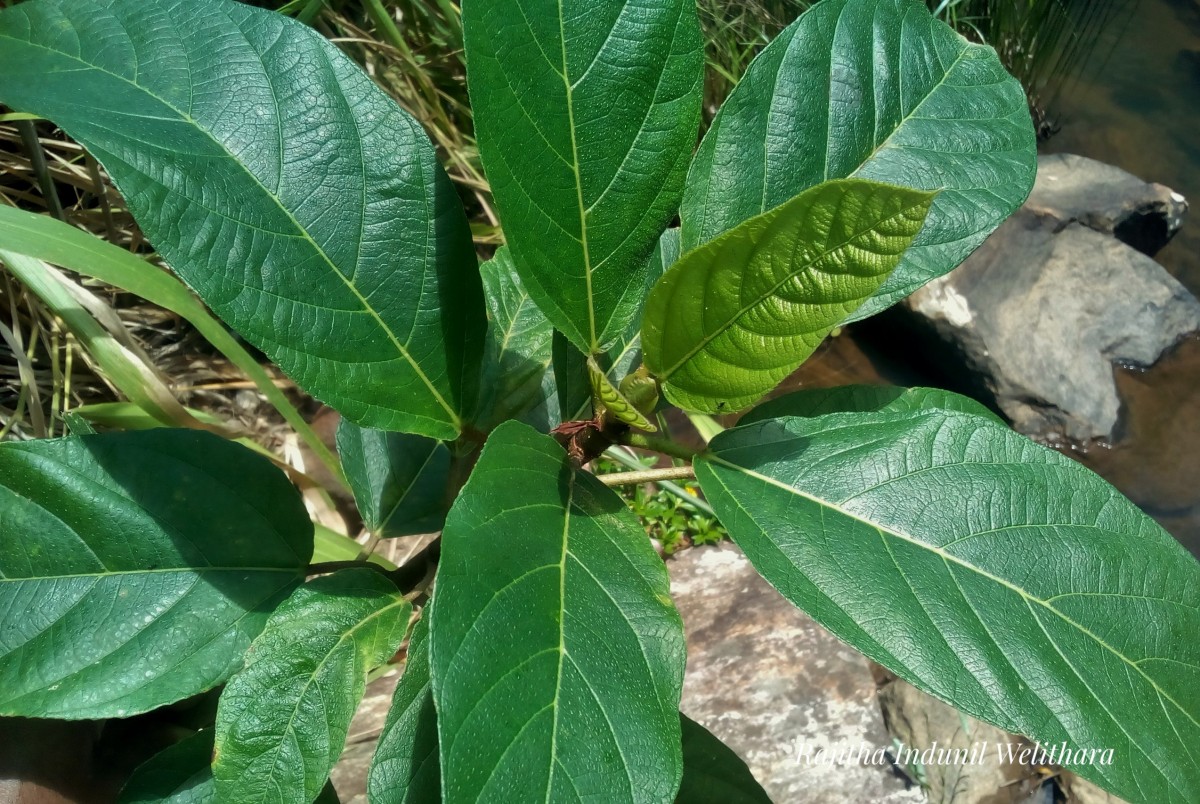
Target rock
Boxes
[877,678,1045,804]
[329,671,402,804]
[1059,772,1131,804]
[669,543,922,804]
[901,155,1200,443]
[1027,154,1187,255]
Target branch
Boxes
[597,465,696,487]
[621,432,700,461]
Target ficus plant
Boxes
[0,0,1195,802]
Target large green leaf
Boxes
[0,0,485,440]
[676,715,771,804]
[681,0,1036,320]
[464,0,703,353]
[428,421,686,802]
[213,569,411,804]
[643,179,933,414]
[741,384,1002,425]
[696,409,1200,804]
[368,617,440,804]
[0,430,311,720]
[478,247,559,430]
[337,420,450,538]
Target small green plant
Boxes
[0,1,1195,803]
[594,454,727,554]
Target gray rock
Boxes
[1059,773,1131,804]
[669,543,923,804]
[330,672,401,804]
[902,156,1199,443]
[1027,154,1187,255]
[877,678,1044,804]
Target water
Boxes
[791,0,1200,555]
[1045,0,1200,555]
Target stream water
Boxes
[792,0,1200,556]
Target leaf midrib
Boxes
[704,451,1200,735]
[554,0,598,353]
[0,31,461,428]
[544,469,574,803]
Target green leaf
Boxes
[696,409,1200,804]
[428,421,686,801]
[0,0,485,441]
[478,247,558,430]
[681,0,1036,320]
[337,420,451,538]
[464,0,703,353]
[368,617,440,804]
[0,430,311,720]
[213,569,411,804]
[551,330,594,424]
[741,385,1002,425]
[119,729,216,804]
[676,715,771,804]
[643,179,934,414]
[119,729,340,804]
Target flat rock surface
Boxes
[669,543,923,804]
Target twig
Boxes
[598,465,696,487]
[622,431,701,461]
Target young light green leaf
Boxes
[682,0,1036,320]
[464,0,703,353]
[677,715,772,804]
[741,385,1002,426]
[213,569,411,804]
[696,410,1200,804]
[0,430,312,719]
[119,729,340,804]
[336,420,451,538]
[368,617,440,804]
[428,421,686,802]
[478,247,558,430]
[0,0,485,441]
[644,179,934,414]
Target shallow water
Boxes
[790,0,1200,556]
[1044,0,1200,556]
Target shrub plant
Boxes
[0,0,1195,802]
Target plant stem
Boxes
[598,465,696,487]
[622,432,701,462]
[307,559,375,575]
[17,120,65,221]
[355,530,382,562]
